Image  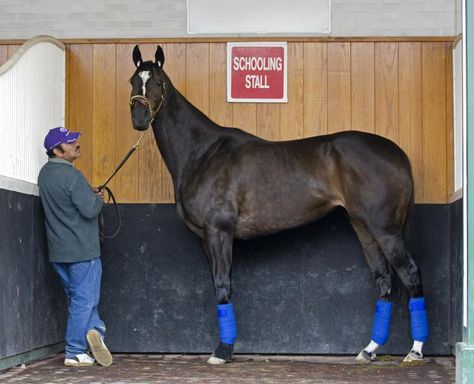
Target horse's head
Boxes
[129,45,167,131]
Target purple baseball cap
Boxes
[44,127,81,150]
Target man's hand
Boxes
[94,188,105,201]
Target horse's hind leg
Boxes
[370,229,428,362]
[349,219,395,363]
[201,226,237,365]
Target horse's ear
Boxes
[155,45,165,68]
[133,45,143,68]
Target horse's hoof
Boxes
[206,342,233,364]
[356,350,376,363]
[403,350,424,363]
[207,356,227,365]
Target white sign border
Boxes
[227,42,288,103]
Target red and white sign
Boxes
[227,42,287,103]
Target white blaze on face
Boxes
[139,71,150,96]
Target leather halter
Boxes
[129,81,166,128]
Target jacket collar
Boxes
[48,157,75,167]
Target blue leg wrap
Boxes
[371,300,392,345]
[409,297,429,342]
[217,303,237,345]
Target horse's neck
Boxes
[152,88,219,187]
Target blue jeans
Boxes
[52,257,106,358]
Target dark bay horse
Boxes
[129,45,429,364]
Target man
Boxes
[38,127,113,367]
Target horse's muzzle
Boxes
[131,102,151,131]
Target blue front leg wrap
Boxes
[217,303,237,345]
[371,300,392,345]
[409,297,429,342]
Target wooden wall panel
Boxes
[257,104,280,141]
[0,46,8,66]
[351,43,375,133]
[115,44,139,202]
[92,44,116,191]
[399,43,423,202]
[422,43,448,203]
[327,43,351,133]
[233,103,257,135]
[375,43,399,142]
[281,43,304,140]
[68,45,93,182]
[60,40,453,204]
[186,44,210,115]
[303,43,327,137]
[209,43,232,127]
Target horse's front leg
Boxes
[201,225,237,365]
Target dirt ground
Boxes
[0,353,455,384]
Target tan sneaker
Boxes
[64,353,95,366]
[86,329,113,367]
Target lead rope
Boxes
[98,133,145,239]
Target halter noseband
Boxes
[129,82,166,128]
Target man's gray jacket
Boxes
[38,158,103,263]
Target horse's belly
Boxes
[234,198,336,240]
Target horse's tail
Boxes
[403,189,417,260]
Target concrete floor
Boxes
[0,354,455,384]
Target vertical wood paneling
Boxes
[233,104,257,135]
[68,45,93,182]
[92,44,116,190]
[303,42,327,137]
[281,43,304,140]
[0,46,8,66]
[115,44,139,202]
[137,44,163,203]
[65,41,453,204]
[422,43,447,203]
[327,43,351,133]
[375,43,399,142]
[186,43,210,115]
[399,43,423,202]
[257,104,280,140]
[351,43,375,133]
[209,43,232,127]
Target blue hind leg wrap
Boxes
[371,300,392,345]
[217,303,237,345]
[409,297,429,342]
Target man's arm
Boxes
[70,172,104,219]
